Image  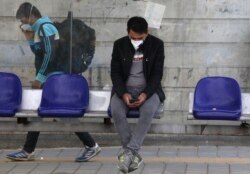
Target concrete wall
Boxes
[0,0,250,136]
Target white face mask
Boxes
[20,24,32,31]
[131,39,143,50]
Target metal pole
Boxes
[68,0,73,73]
[69,11,73,74]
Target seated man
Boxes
[110,16,165,173]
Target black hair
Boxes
[127,16,148,34]
[16,2,41,19]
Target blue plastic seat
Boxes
[193,76,242,120]
[0,72,22,117]
[38,74,89,117]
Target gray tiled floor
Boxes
[1,146,250,174]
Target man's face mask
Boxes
[128,29,148,50]
[20,23,32,31]
[130,39,143,50]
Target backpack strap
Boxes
[38,22,55,37]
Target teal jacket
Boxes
[29,16,62,83]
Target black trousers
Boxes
[23,131,96,153]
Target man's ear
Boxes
[127,29,131,35]
[29,15,37,24]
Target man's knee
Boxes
[110,94,127,118]
[140,94,160,116]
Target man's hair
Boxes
[127,16,148,34]
[16,2,41,19]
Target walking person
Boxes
[6,2,101,162]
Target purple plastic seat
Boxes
[0,72,22,117]
[193,76,242,120]
[38,74,89,117]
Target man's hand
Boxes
[130,92,147,108]
[20,25,34,40]
[137,92,147,104]
[31,80,42,89]
[122,93,133,106]
[22,30,34,40]
[122,92,147,108]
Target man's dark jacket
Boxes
[111,34,165,102]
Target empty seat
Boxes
[38,74,89,117]
[193,76,241,120]
[0,72,22,117]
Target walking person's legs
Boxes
[23,131,40,153]
[6,131,40,161]
[75,132,101,162]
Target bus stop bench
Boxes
[16,89,164,119]
[0,72,164,132]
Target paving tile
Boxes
[75,161,102,174]
[142,163,166,174]
[217,146,238,157]
[52,162,81,173]
[99,147,121,157]
[164,163,187,174]
[237,147,250,158]
[177,147,198,157]
[198,146,217,157]
[158,147,178,157]
[186,163,207,174]
[30,163,60,174]
[230,164,250,174]
[96,163,119,174]
[56,148,81,158]
[38,148,63,158]
[0,163,17,174]
[208,164,229,174]
[140,147,159,157]
[7,162,38,174]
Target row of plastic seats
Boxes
[0,72,242,120]
[0,72,145,118]
[0,72,89,117]
[193,76,242,120]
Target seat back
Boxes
[38,74,89,117]
[193,76,241,120]
[0,72,22,117]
